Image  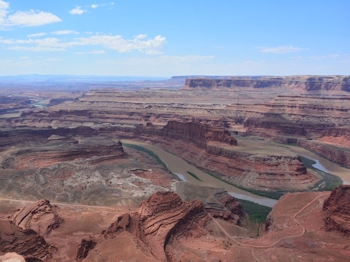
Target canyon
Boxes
[1,186,350,261]
[0,75,350,261]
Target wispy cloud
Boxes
[52,30,79,35]
[0,0,61,28]
[91,2,114,9]
[0,34,167,54]
[258,45,305,54]
[27,32,46,38]
[75,50,106,55]
[69,7,86,15]
[310,54,340,60]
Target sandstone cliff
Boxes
[323,185,350,236]
[183,75,350,92]
[97,191,210,261]
[160,120,237,147]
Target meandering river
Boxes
[286,145,350,185]
[122,140,350,207]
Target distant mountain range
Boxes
[0,75,169,83]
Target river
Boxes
[122,140,350,207]
[286,145,350,185]
[122,140,278,207]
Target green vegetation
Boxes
[237,198,272,224]
[200,169,284,200]
[300,156,342,191]
[187,171,202,182]
[123,143,167,168]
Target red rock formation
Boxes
[102,191,210,261]
[76,238,97,262]
[161,120,237,147]
[9,199,64,236]
[0,220,55,261]
[323,185,350,236]
[319,127,350,147]
[2,135,125,169]
[208,190,245,224]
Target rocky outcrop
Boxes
[323,185,350,236]
[132,120,237,147]
[319,127,350,147]
[1,135,125,169]
[0,220,55,261]
[205,190,244,224]
[183,76,350,92]
[9,199,64,236]
[0,126,98,148]
[101,191,210,261]
[159,121,237,147]
[76,239,97,262]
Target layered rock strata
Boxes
[99,191,210,261]
[9,199,64,236]
[204,190,244,224]
[0,220,55,261]
[323,185,350,236]
[183,75,350,92]
[116,121,314,191]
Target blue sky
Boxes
[0,0,349,76]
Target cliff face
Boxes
[323,185,350,236]
[0,220,56,261]
[1,135,125,169]
[161,121,237,147]
[99,191,210,261]
[319,127,350,147]
[183,76,350,92]
[205,190,244,224]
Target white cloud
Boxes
[258,45,305,54]
[0,34,167,54]
[27,32,46,38]
[6,10,61,27]
[0,0,61,28]
[52,30,79,35]
[0,0,9,24]
[69,7,86,15]
[135,34,147,40]
[75,50,106,55]
[90,3,114,9]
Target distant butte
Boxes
[182,75,350,92]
